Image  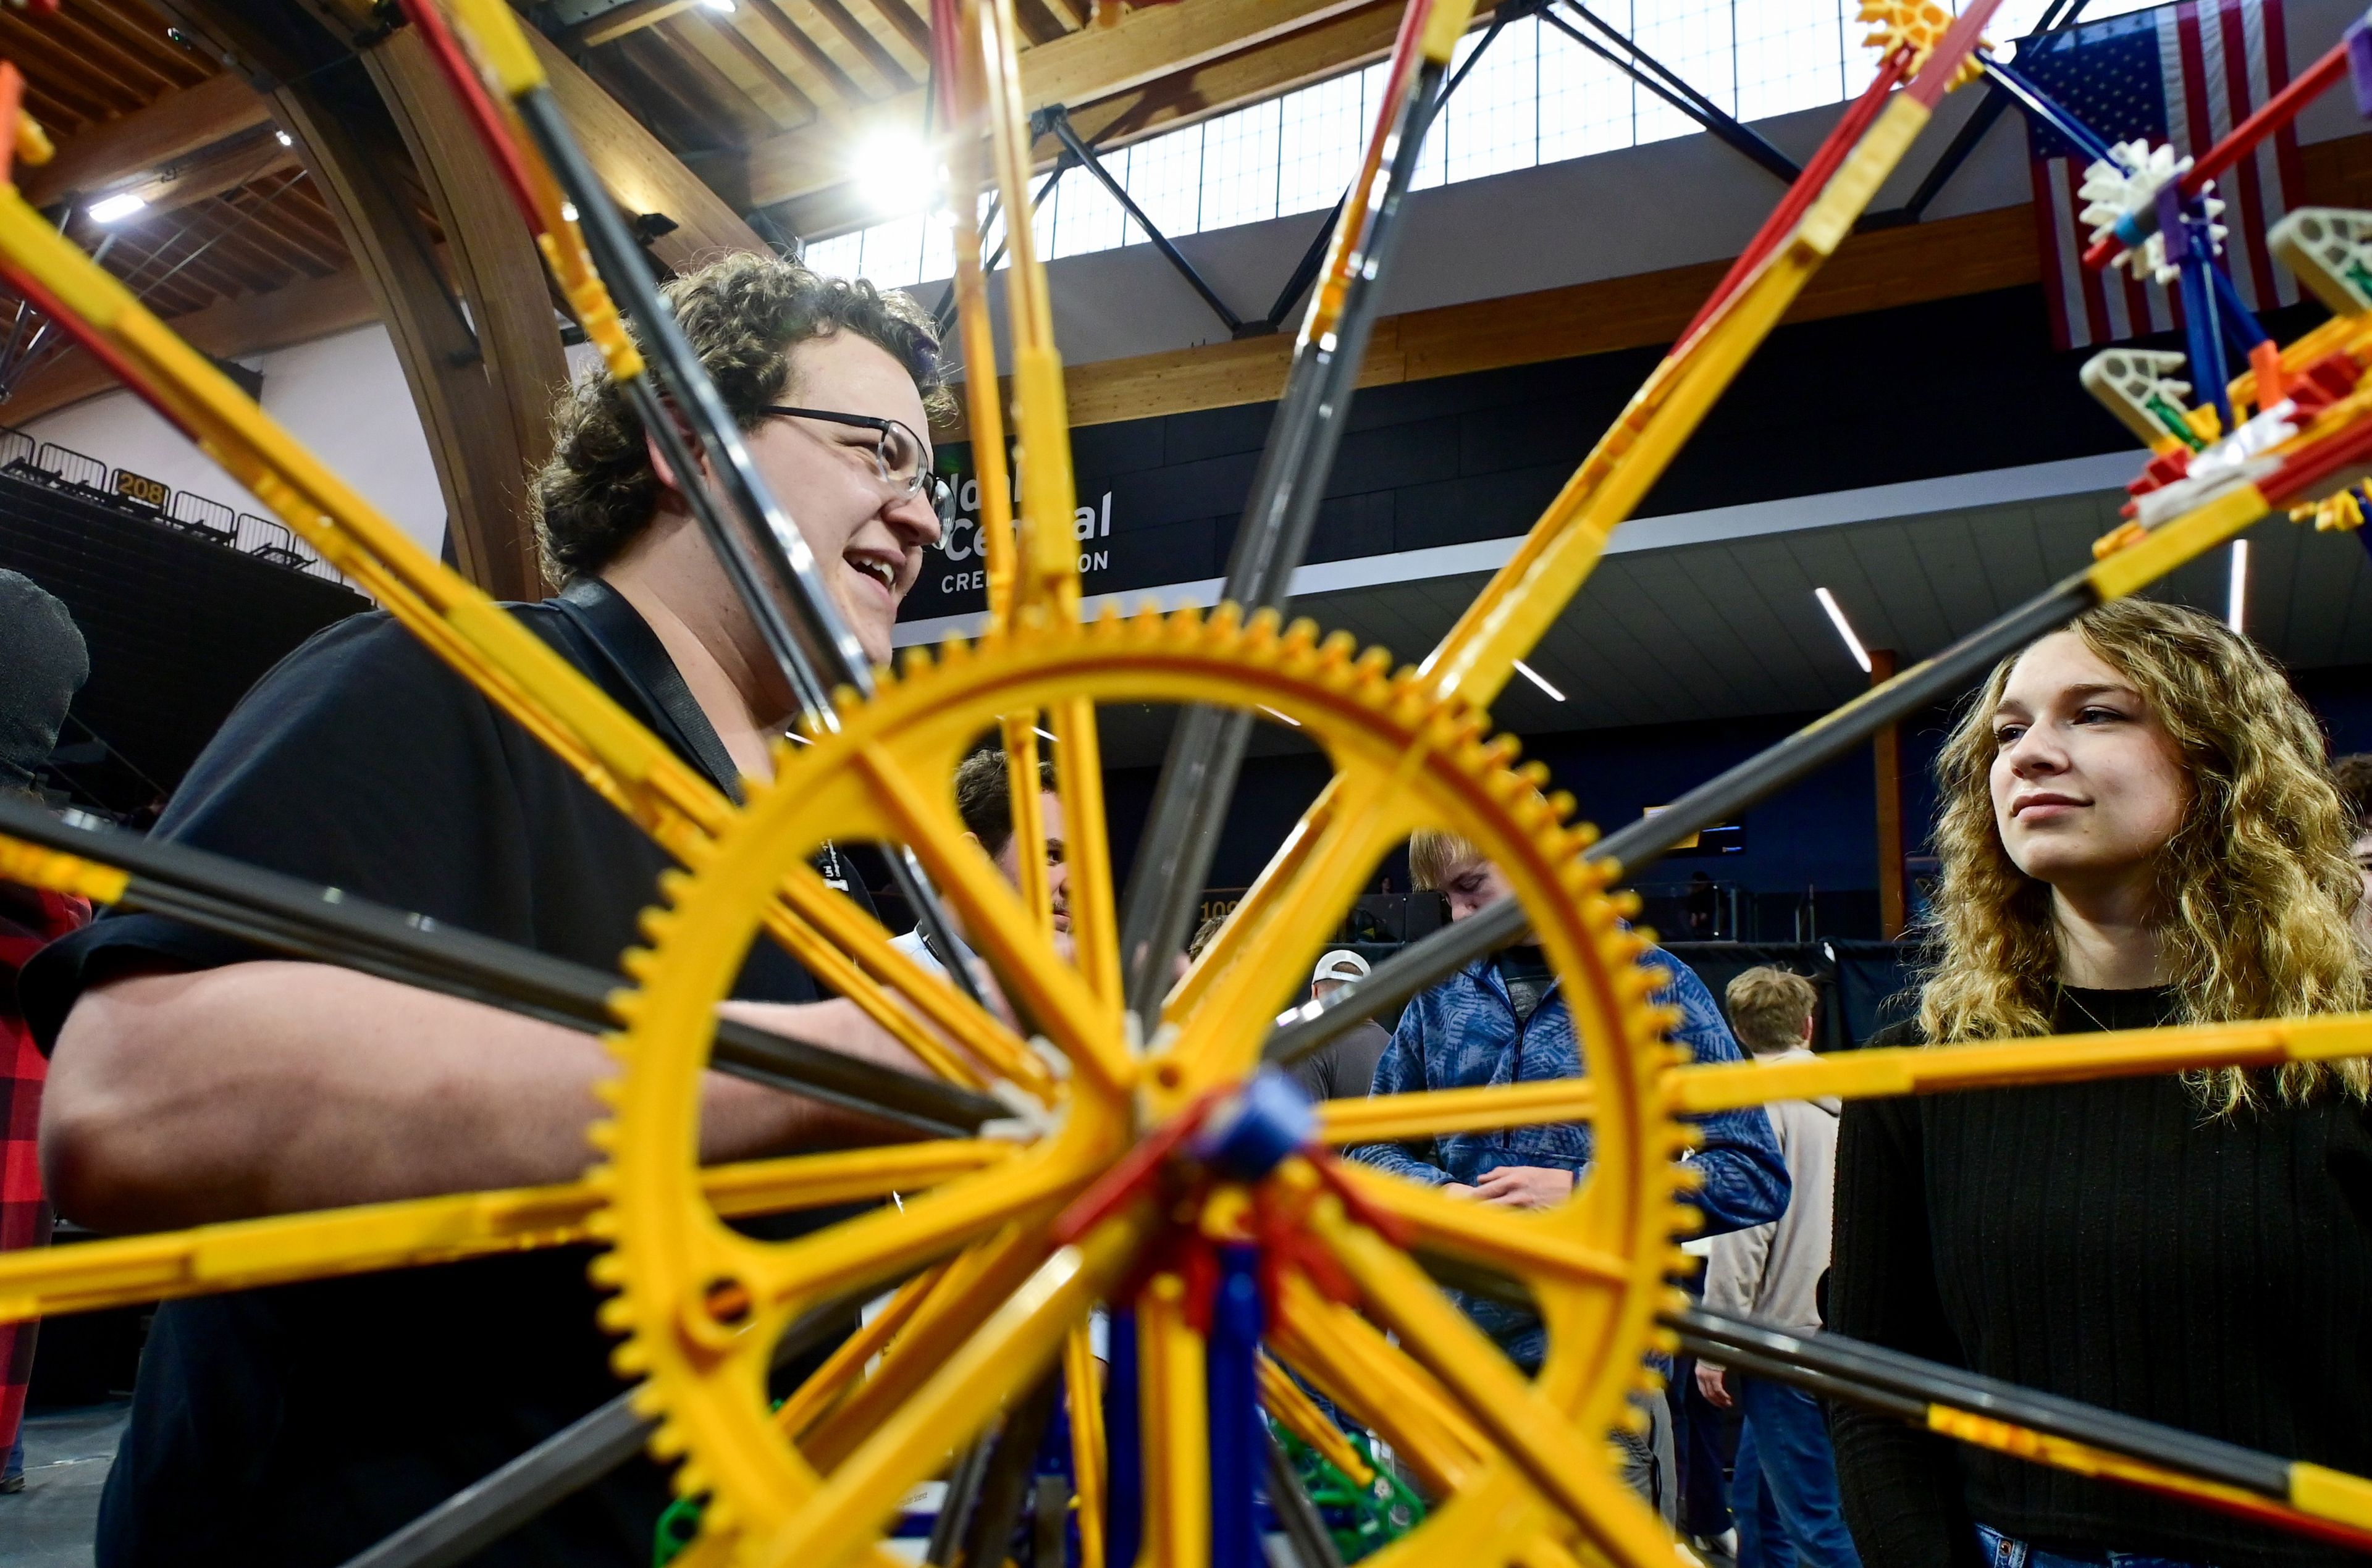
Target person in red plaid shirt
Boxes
[0,568,91,1493]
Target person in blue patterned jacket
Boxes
[1350,828,1789,1521]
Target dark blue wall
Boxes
[911,284,2331,621]
[1111,665,2372,941]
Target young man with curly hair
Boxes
[25,254,953,1566]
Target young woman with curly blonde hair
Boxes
[1828,600,2372,1568]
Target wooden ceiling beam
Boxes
[709,13,825,126]
[710,0,1378,210]
[523,23,769,269]
[22,72,275,208]
[804,0,915,91]
[79,0,213,86]
[95,132,304,224]
[578,0,702,48]
[866,0,931,59]
[747,0,873,107]
[35,9,184,99]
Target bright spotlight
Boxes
[275,130,293,148]
[87,193,147,224]
[701,0,736,12]
[852,133,938,215]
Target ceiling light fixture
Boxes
[275,130,293,148]
[851,132,938,216]
[1512,658,1566,702]
[86,193,146,224]
[1814,586,1872,674]
[700,0,736,12]
[2227,540,2249,633]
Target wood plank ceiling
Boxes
[0,1,364,320]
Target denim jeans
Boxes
[1975,1522,2215,1567]
[1731,1377,1862,1568]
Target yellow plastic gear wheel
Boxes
[1858,0,1988,87]
[587,605,1702,1568]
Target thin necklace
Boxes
[2056,981,2112,1033]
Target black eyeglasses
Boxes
[757,406,954,521]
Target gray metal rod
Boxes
[0,796,1001,1136]
[1114,58,1449,1023]
[1267,581,2095,1067]
[1263,1424,1349,1568]
[515,88,986,1014]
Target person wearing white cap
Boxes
[1273,948,1393,1102]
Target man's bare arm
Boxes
[41,960,920,1233]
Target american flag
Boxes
[2016,0,2304,351]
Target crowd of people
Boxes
[0,251,2368,1568]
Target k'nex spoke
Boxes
[0,795,1000,1137]
[1267,581,2093,1067]
[1114,9,1459,1022]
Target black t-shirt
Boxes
[1830,986,2372,1568]
[22,582,832,1567]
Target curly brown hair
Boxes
[1919,598,2367,1111]
[531,251,954,581]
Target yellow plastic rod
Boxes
[0,1140,1003,1326]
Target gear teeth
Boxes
[648,1415,691,1461]
[586,1116,620,1152]
[899,644,936,678]
[621,945,659,981]
[1607,889,1642,919]
[592,608,1697,1554]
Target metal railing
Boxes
[0,423,355,589]
[35,440,105,492]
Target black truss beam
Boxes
[1546,2,1801,185]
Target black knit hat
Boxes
[0,569,88,797]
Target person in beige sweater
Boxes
[1696,966,1861,1568]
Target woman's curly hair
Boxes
[532,251,954,581]
[1919,598,2367,1112]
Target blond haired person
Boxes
[1351,828,1787,1521]
[1830,602,2372,1568]
[1697,967,1858,1568]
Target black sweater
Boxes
[1830,986,2372,1568]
